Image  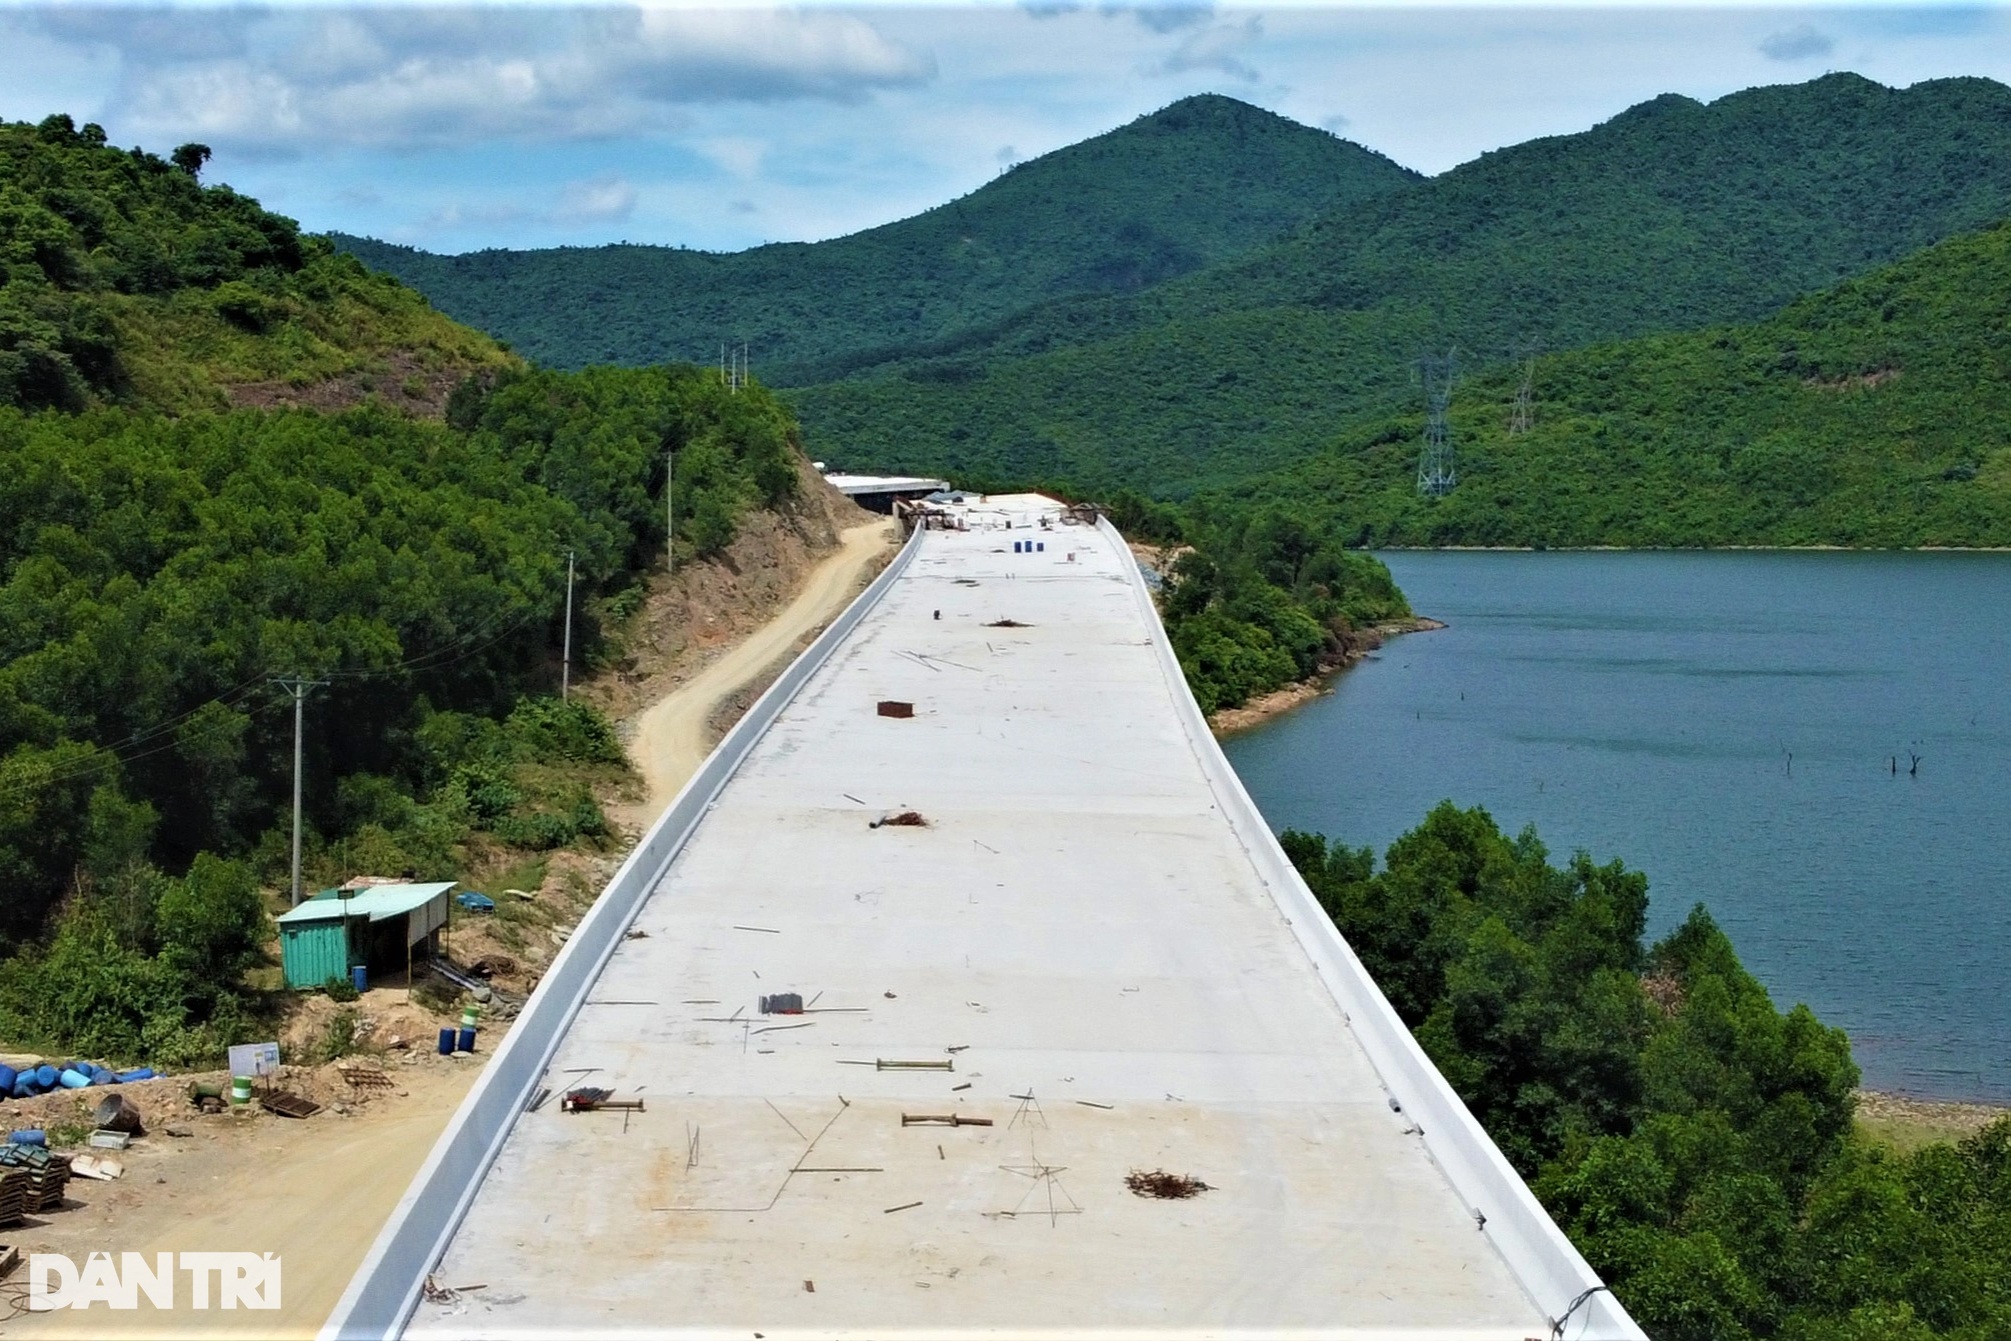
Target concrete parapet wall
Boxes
[321,526,926,1341]
[1100,517,1643,1341]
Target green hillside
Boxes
[1210,215,2011,547]
[791,74,2011,495]
[332,94,1415,380]
[0,117,813,1063]
[0,114,509,415]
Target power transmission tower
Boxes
[1415,350,1459,497]
[274,676,327,907]
[560,550,576,700]
[1508,342,1538,435]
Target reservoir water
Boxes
[1222,552,2011,1103]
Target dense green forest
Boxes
[1286,808,2011,1340]
[1102,492,1412,714]
[1,114,505,414]
[1210,215,2011,546]
[0,365,800,1061]
[334,95,1414,382]
[0,113,815,1062]
[791,74,2011,495]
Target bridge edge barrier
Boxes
[1101,518,1645,1341]
[320,523,923,1341]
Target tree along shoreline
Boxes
[1285,805,2011,1340]
[1207,616,1444,734]
[1370,545,2011,553]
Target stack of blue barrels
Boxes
[1,1060,155,1100]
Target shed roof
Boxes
[276,881,455,926]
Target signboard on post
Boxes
[227,1042,280,1078]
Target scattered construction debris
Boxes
[1125,1169,1212,1200]
[883,1200,922,1214]
[91,1093,145,1135]
[901,1114,993,1128]
[422,1275,487,1305]
[870,811,928,828]
[877,1059,953,1072]
[876,700,915,718]
[562,1088,645,1114]
[0,1171,28,1227]
[984,619,1031,628]
[760,993,805,1014]
[339,1064,396,1091]
[0,1142,69,1212]
[259,1091,322,1120]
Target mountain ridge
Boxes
[332,93,1417,379]
[1205,213,2011,548]
[786,72,2011,494]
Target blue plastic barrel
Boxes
[1037,541,1045,552]
[351,965,368,994]
[0,1064,15,1093]
[9,1080,29,1100]
[9,1130,45,1146]
[58,1069,89,1089]
[456,1027,476,1054]
[33,1065,55,1088]
[437,1028,455,1056]
[89,1071,115,1086]
[115,1068,155,1083]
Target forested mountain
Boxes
[1210,213,2011,547]
[791,74,2011,494]
[0,117,819,1062]
[332,94,1415,380]
[0,114,506,414]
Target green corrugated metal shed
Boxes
[280,917,351,990]
[276,882,456,990]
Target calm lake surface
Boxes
[1222,552,2011,1103]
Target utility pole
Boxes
[561,549,576,700]
[274,677,327,907]
[665,447,675,576]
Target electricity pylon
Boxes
[1416,350,1459,497]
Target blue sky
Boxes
[1,3,2005,253]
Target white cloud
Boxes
[1148,17,1263,83]
[555,174,639,223]
[697,136,768,180]
[424,172,639,233]
[1759,25,1835,63]
[1113,3,1215,37]
[31,6,935,154]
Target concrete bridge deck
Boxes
[335,496,1638,1340]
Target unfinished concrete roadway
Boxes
[329,495,1642,1340]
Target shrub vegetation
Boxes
[1286,806,2011,1340]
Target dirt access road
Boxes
[7,1061,480,1340]
[624,516,896,824]
[3,517,898,1340]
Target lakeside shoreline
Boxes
[1209,616,1446,735]
[1374,545,2011,553]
